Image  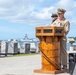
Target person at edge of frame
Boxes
[51,13,58,23]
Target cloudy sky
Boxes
[0,0,76,40]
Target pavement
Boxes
[0,54,70,75]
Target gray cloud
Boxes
[0,0,76,26]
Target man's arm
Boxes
[64,21,70,35]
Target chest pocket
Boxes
[61,19,68,27]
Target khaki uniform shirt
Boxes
[50,18,70,34]
[50,18,70,66]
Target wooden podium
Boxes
[34,26,65,74]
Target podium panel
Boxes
[36,26,64,37]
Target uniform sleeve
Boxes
[49,21,57,26]
[64,21,70,33]
[50,23,54,26]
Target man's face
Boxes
[58,13,64,20]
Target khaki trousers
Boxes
[60,38,67,67]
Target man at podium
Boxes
[50,8,70,71]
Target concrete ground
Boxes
[0,54,70,75]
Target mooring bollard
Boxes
[69,53,76,75]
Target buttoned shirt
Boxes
[50,18,70,34]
